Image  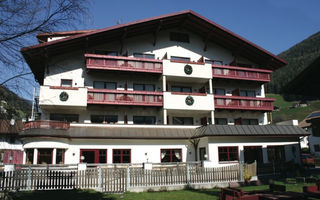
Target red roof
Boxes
[21,10,287,83]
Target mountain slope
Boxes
[266,31,320,94]
[0,85,31,120]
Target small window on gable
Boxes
[133,53,155,59]
[61,79,72,87]
[170,32,189,43]
[206,59,224,66]
[170,56,190,62]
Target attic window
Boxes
[170,56,190,62]
[133,53,155,59]
[237,63,252,68]
[94,50,118,56]
[170,32,189,43]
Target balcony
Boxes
[85,54,163,74]
[212,65,272,82]
[163,92,214,111]
[24,121,70,130]
[87,89,163,106]
[214,95,274,111]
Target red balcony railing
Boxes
[24,121,70,130]
[87,89,163,106]
[214,95,274,111]
[85,54,163,74]
[212,65,272,82]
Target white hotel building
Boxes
[20,10,307,166]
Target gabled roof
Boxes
[20,124,308,139]
[21,10,286,83]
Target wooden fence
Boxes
[0,162,255,193]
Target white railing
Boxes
[0,162,255,193]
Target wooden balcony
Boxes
[87,89,163,106]
[214,95,274,111]
[24,121,70,130]
[85,54,163,74]
[212,65,272,82]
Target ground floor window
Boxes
[267,146,286,163]
[80,149,107,164]
[215,118,228,125]
[113,149,131,163]
[91,115,118,124]
[242,119,259,125]
[218,147,239,162]
[38,149,53,164]
[25,149,34,164]
[172,117,193,125]
[56,149,65,164]
[314,144,320,152]
[244,146,263,163]
[199,147,206,161]
[161,149,182,163]
[133,116,156,124]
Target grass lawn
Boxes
[5,181,317,200]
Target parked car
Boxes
[301,154,315,167]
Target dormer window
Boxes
[170,32,189,43]
[61,79,72,87]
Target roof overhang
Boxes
[21,10,287,84]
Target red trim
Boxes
[218,146,239,162]
[160,149,182,163]
[214,95,274,101]
[171,92,207,96]
[49,86,78,90]
[88,88,163,95]
[24,120,70,130]
[170,59,205,65]
[212,64,272,73]
[112,149,131,163]
[85,54,162,63]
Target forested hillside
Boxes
[266,31,320,94]
[0,85,31,120]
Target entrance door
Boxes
[80,149,107,163]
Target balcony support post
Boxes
[33,149,38,164]
[210,110,214,124]
[52,148,57,164]
[163,109,167,125]
[209,79,213,94]
[162,75,166,92]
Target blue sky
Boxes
[84,0,320,55]
[4,0,320,100]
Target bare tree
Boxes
[0,0,90,98]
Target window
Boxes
[133,84,155,91]
[25,149,33,164]
[214,88,226,95]
[218,147,239,162]
[161,149,182,162]
[133,116,156,124]
[172,117,193,125]
[215,118,228,125]
[171,86,192,93]
[50,113,79,123]
[244,146,263,163]
[312,124,320,137]
[205,59,223,66]
[242,119,259,125]
[267,146,286,162]
[170,32,189,43]
[199,147,206,161]
[94,50,118,56]
[93,81,117,90]
[56,149,65,164]
[38,149,53,164]
[170,56,190,62]
[113,149,131,163]
[91,115,118,124]
[314,144,320,152]
[61,79,72,87]
[240,90,256,97]
[133,53,155,59]
[80,149,107,163]
[237,63,252,68]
